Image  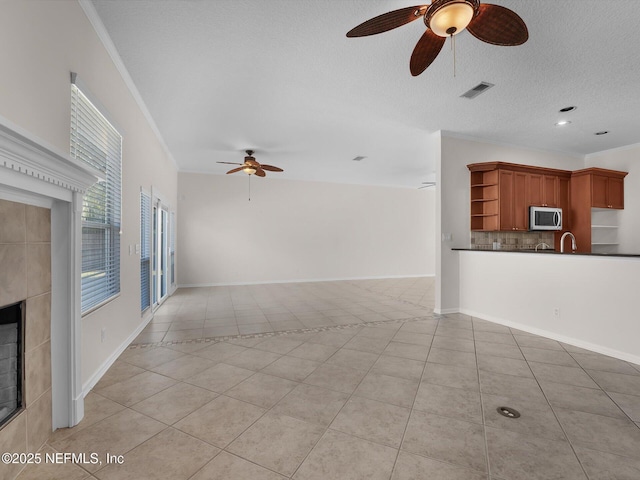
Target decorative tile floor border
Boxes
[126,314,436,350]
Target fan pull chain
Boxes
[451,33,456,77]
[248,175,251,202]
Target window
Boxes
[70,81,122,314]
[140,191,152,312]
[170,211,175,286]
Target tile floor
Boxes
[17,278,640,480]
[132,277,435,344]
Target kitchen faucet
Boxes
[560,232,577,253]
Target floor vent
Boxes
[497,406,521,418]
[460,81,494,99]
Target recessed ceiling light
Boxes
[352,156,366,161]
[559,106,577,113]
[555,120,572,127]
[595,131,609,135]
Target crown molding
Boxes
[78,0,179,171]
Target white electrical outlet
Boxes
[101,327,106,343]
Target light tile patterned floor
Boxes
[132,277,435,344]
[18,278,640,480]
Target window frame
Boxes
[70,76,123,315]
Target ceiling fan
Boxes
[346,0,528,76]
[217,150,283,177]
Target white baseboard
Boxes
[460,308,640,366]
[434,308,460,315]
[178,273,435,288]
[81,312,154,396]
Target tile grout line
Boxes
[287,323,402,479]
[510,329,592,480]
[388,316,438,480]
[473,316,493,479]
[566,349,640,429]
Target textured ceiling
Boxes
[90,0,640,187]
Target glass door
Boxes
[152,199,170,309]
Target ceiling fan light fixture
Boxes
[428,1,475,37]
[243,166,257,175]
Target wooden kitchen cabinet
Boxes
[528,173,559,207]
[591,174,624,209]
[468,162,571,232]
[499,170,527,231]
[573,168,626,210]
[558,176,570,227]
[570,168,627,252]
[543,175,559,207]
[469,168,499,231]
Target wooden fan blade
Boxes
[467,4,528,46]
[255,168,266,177]
[347,5,427,37]
[260,164,283,172]
[226,167,244,174]
[217,161,243,165]
[410,29,446,76]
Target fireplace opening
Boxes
[0,301,24,428]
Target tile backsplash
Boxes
[471,231,555,251]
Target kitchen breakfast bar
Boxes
[453,248,640,365]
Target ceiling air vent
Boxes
[460,81,495,99]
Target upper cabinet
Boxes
[570,168,627,253]
[528,173,559,207]
[591,173,625,209]
[499,169,527,231]
[572,168,627,209]
[467,162,571,232]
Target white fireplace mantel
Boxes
[0,116,98,429]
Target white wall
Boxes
[178,173,435,285]
[459,251,640,364]
[437,134,583,312]
[0,1,178,388]
[586,143,640,254]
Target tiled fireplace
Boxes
[0,301,24,427]
[0,201,52,478]
[0,121,96,479]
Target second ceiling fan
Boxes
[346,0,528,76]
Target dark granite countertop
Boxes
[452,248,640,258]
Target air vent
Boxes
[460,82,495,99]
[352,156,366,161]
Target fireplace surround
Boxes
[0,301,24,428]
[0,117,97,474]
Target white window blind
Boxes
[141,191,152,312]
[70,83,122,314]
[170,211,175,285]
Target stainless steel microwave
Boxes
[529,206,562,231]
